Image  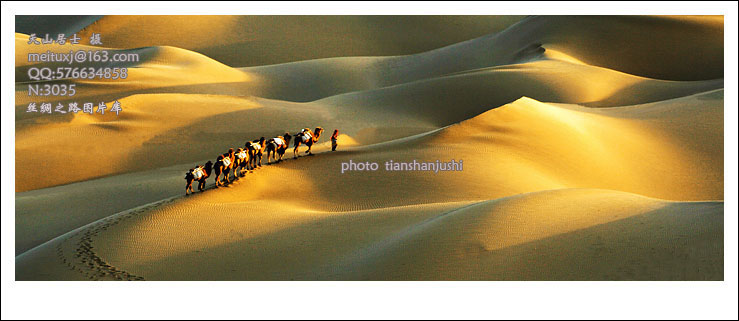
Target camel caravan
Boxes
[185,127,329,195]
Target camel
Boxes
[265,132,292,164]
[246,137,266,169]
[231,148,242,178]
[213,155,225,187]
[235,147,249,177]
[222,149,236,184]
[293,127,323,158]
[197,161,213,191]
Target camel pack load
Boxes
[299,129,313,143]
[238,150,247,160]
[222,157,231,167]
[273,137,284,147]
[193,167,204,180]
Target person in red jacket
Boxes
[330,129,339,151]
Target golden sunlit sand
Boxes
[15,15,724,280]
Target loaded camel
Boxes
[246,137,266,169]
[293,127,323,159]
[197,161,213,192]
[265,132,292,164]
[235,147,249,177]
[213,155,225,187]
[222,148,236,184]
[214,151,234,187]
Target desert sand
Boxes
[15,15,724,280]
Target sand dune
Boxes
[14,15,724,192]
[332,189,722,281]
[15,162,192,255]
[14,56,722,191]
[16,91,723,276]
[15,15,724,281]
[72,15,526,67]
[243,15,723,101]
[15,33,254,108]
[314,60,723,128]
[17,15,723,105]
[15,188,722,281]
